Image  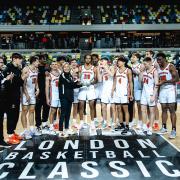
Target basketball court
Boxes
[0,0,180,179]
[0,104,180,179]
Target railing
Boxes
[0,48,179,53]
[0,24,179,32]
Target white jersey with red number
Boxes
[101,68,113,89]
[132,63,142,91]
[142,68,156,95]
[50,73,60,101]
[26,67,38,96]
[100,67,114,103]
[115,68,129,97]
[158,63,175,89]
[80,65,95,85]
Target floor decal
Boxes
[0,133,180,179]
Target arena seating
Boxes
[0,4,179,25]
[0,5,71,25]
[99,5,180,24]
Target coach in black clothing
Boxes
[35,55,50,129]
[3,53,28,142]
[58,63,81,133]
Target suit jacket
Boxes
[59,72,81,102]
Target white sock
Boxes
[30,126,34,131]
[50,124,54,129]
[42,122,47,127]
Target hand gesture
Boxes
[156,80,165,86]
[45,71,50,77]
[128,95,134,101]
[26,95,31,103]
[150,95,155,103]
[46,98,50,106]
[6,72,14,81]
[35,89,40,97]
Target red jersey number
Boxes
[32,78,36,84]
[143,78,148,84]
[55,80,59,87]
[160,75,167,81]
[84,74,90,79]
[119,78,121,84]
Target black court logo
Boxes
[0,134,180,179]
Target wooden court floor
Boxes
[3,103,180,149]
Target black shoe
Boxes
[42,125,49,129]
[0,140,11,148]
[115,126,120,131]
[121,127,129,135]
[115,125,125,131]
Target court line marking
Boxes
[160,135,180,152]
[133,127,180,152]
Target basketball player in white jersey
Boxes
[46,61,61,135]
[112,57,118,127]
[78,54,97,129]
[157,52,179,139]
[21,56,40,139]
[92,54,102,127]
[97,56,115,130]
[112,56,133,134]
[139,57,159,135]
[145,50,160,131]
[70,59,80,129]
[130,53,143,129]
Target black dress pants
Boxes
[6,101,20,134]
[0,102,7,141]
[59,97,72,131]
[35,95,50,127]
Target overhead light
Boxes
[145,37,152,39]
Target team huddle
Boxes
[0,50,179,147]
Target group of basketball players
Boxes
[0,50,179,147]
